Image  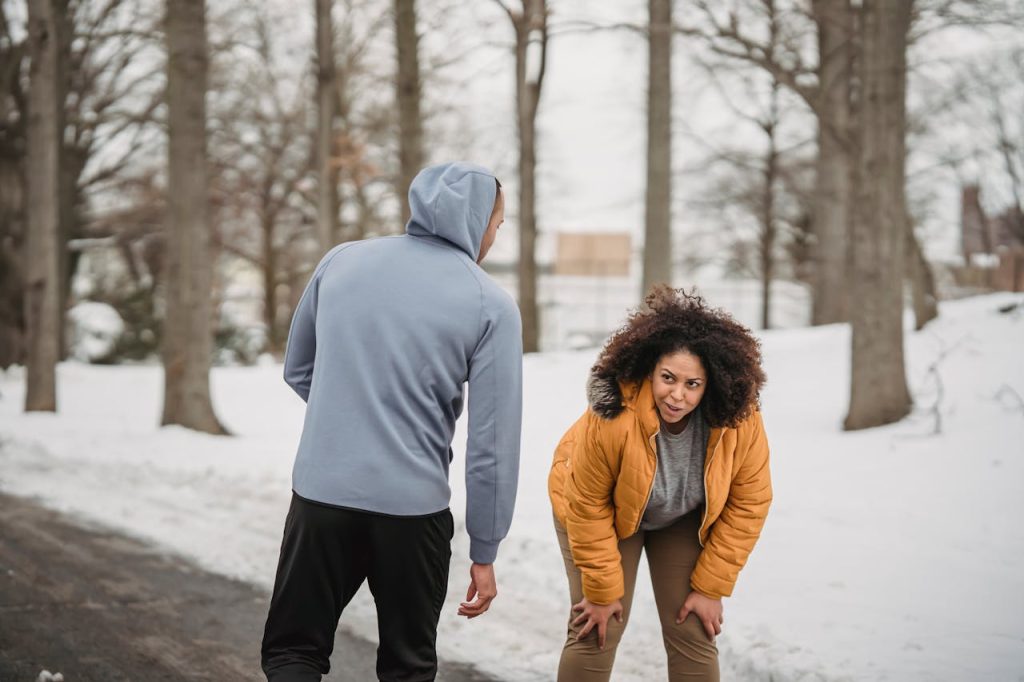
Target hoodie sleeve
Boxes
[465,291,523,564]
[283,245,348,402]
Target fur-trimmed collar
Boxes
[586,372,625,419]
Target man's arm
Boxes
[464,292,523,565]
[282,245,348,402]
[282,279,318,402]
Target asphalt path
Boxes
[0,492,498,682]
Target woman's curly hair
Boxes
[592,285,766,428]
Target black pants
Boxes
[261,493,454,682]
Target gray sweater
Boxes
[641,408,709,531]
[283,162,523,564]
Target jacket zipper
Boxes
[635,429,660,535]
[698,432,724,547]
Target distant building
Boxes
[959,185,1024,292]
[482,229,810,351]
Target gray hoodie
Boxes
[283,162,523,564]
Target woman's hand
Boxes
[677,591,723,641]
[572,597,624,649]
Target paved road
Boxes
[0,492,498,682]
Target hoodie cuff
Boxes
[469,537,500,564]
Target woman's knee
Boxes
[563,610,629,652]
[662,614,719,673]
[558,617,628,682]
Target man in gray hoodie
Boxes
[261,162,523,682]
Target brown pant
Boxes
[555,510,719,681]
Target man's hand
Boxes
[677,590,723,641]
[458,562,497,618]
[571,597,624,649]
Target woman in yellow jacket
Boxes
[548,286,772,681]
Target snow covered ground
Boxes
[2,293,1023,681]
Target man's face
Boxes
[477,189,505,264]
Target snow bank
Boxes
[2,294,1022,680]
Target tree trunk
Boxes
[810,0,854,325]
[513,0,546,353]
[906,216,938,330]
[24,0,64,412]
[161,0,226,434]
[0,170,23,368]
[642,0,672,299]
[315,0,339,252]
[1,4,27,370]
[261,205,284,353]
[59,136,85,360]
[844,0,912,431]
[760,82,780,331]
[55,4,75,361]
[394,0,423,225]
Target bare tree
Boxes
[332,1,398,242]
[684,0,814,329]
[301,2,401,247]
[161,0,225,434]
[906,213,938,329]
[66,0,164,201]
[748,1,790,331]
[805,0,997,329]
[979,49,1024,244]
[493,0,547,353]
[62,0,164,351]
[758,80,782,329]
[205,0,400,357]
[924,44,1024,262]
[315,0,339,252]
[211,3,315,354]
[0,1,27,369]
[684,1,857,325]
[24,0,66,411]
[642,0,672,298]
[4,0,167,369]
[394,0,423,224]
[844,0,913,430]
[809,0,855,325]
[690,78,809,331]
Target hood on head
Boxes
[405,162,498,259]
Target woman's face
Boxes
[651,350,707,427]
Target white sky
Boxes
[408,0,1024,265]
[16,0,1021,268]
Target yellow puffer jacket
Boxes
[548,374,772,603]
